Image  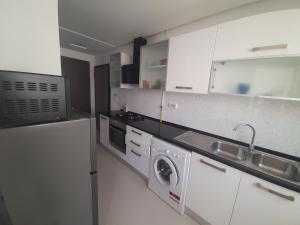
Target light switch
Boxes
[168,102,178,109]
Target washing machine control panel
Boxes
[151,139,189,160]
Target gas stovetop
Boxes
[115,112,145,122]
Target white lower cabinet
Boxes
[186,153,242,225]
[125,126,152,177]
[99,114,109,147]
[230,173,300,225]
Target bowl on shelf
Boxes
[237,83,250,94]
[160,58,167,65]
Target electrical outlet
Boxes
[167,102,178,109]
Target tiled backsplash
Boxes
[111,88,300,157]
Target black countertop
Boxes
[102,111,300,193]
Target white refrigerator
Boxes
[0,117,98,225]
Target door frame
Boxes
[94,64,111,113]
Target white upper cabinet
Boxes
[139,41,168,89]
[210,57,300,100]
[0,0,61,75]
[214,9,300,61]
[166,26,218,94]
[109,52,131,87]
[230,173,300,225]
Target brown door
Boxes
[61,56,91,114]
[94,64,110,130]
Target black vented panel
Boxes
[17,99,27,114]
[50,83,58,92]
[4,100,16,115]
[15,81,25,91]
[0,71,66,127]
[51,99,59,112]
[29,99,39,113]
[2,81,12,91]
[27,82,37,91]
[39,83,48,91]
[40,99,50,112]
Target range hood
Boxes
[122,37,147,85]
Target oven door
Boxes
[109,124,126,154]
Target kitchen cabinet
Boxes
[214,9,300,61]
[166,26,217,94]
[230,173,300,225]
[210,57,300,100]
[125,126,152,177]
[99,114,109,147]
[109,52,131,87]
[186,153,242,225]
[139,41,168,89]
[1,1,61,76]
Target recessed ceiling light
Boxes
[69,43,88,50]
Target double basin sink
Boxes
[175,131,300,184]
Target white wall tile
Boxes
[112,88,300,157]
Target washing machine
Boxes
[148,137,191,214]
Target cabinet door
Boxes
[166,26,217,94]
[110,52,131,88]
[230,173,300,225]
[109,53,121,88]
[214,9,300,61]
[186,153,241,225]
[210,57,300,100]
[99,114,109,147]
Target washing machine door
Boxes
[154,155,178,187]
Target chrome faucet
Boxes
[233,123,256,152]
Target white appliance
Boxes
[0,118,98,225]
[148,137,191,214]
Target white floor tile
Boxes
[97,144,199,225]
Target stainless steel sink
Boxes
[251,153,300,183]
[175,131,300,185]
[209,141,248,161]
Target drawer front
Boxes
[127,126,152,142]
[126,134,150,156]
[126,145,150,177]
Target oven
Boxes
[109,118,126,154]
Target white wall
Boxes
[60,48,96,116]
[98,1,300,157]
[0,0,61,75]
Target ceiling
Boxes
[58,0,260,55]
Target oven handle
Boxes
[109,124,126,133]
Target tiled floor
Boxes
[97,144,199,225]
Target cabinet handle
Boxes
[199,159,226,173]
[210,67,217,89]
[254,182,295,202]
[250,44,288,52]
[132,129,142,136]
[175,86,193,90]
[130,140,141,147]
[131,149,141,157]
[100,116,107,120]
